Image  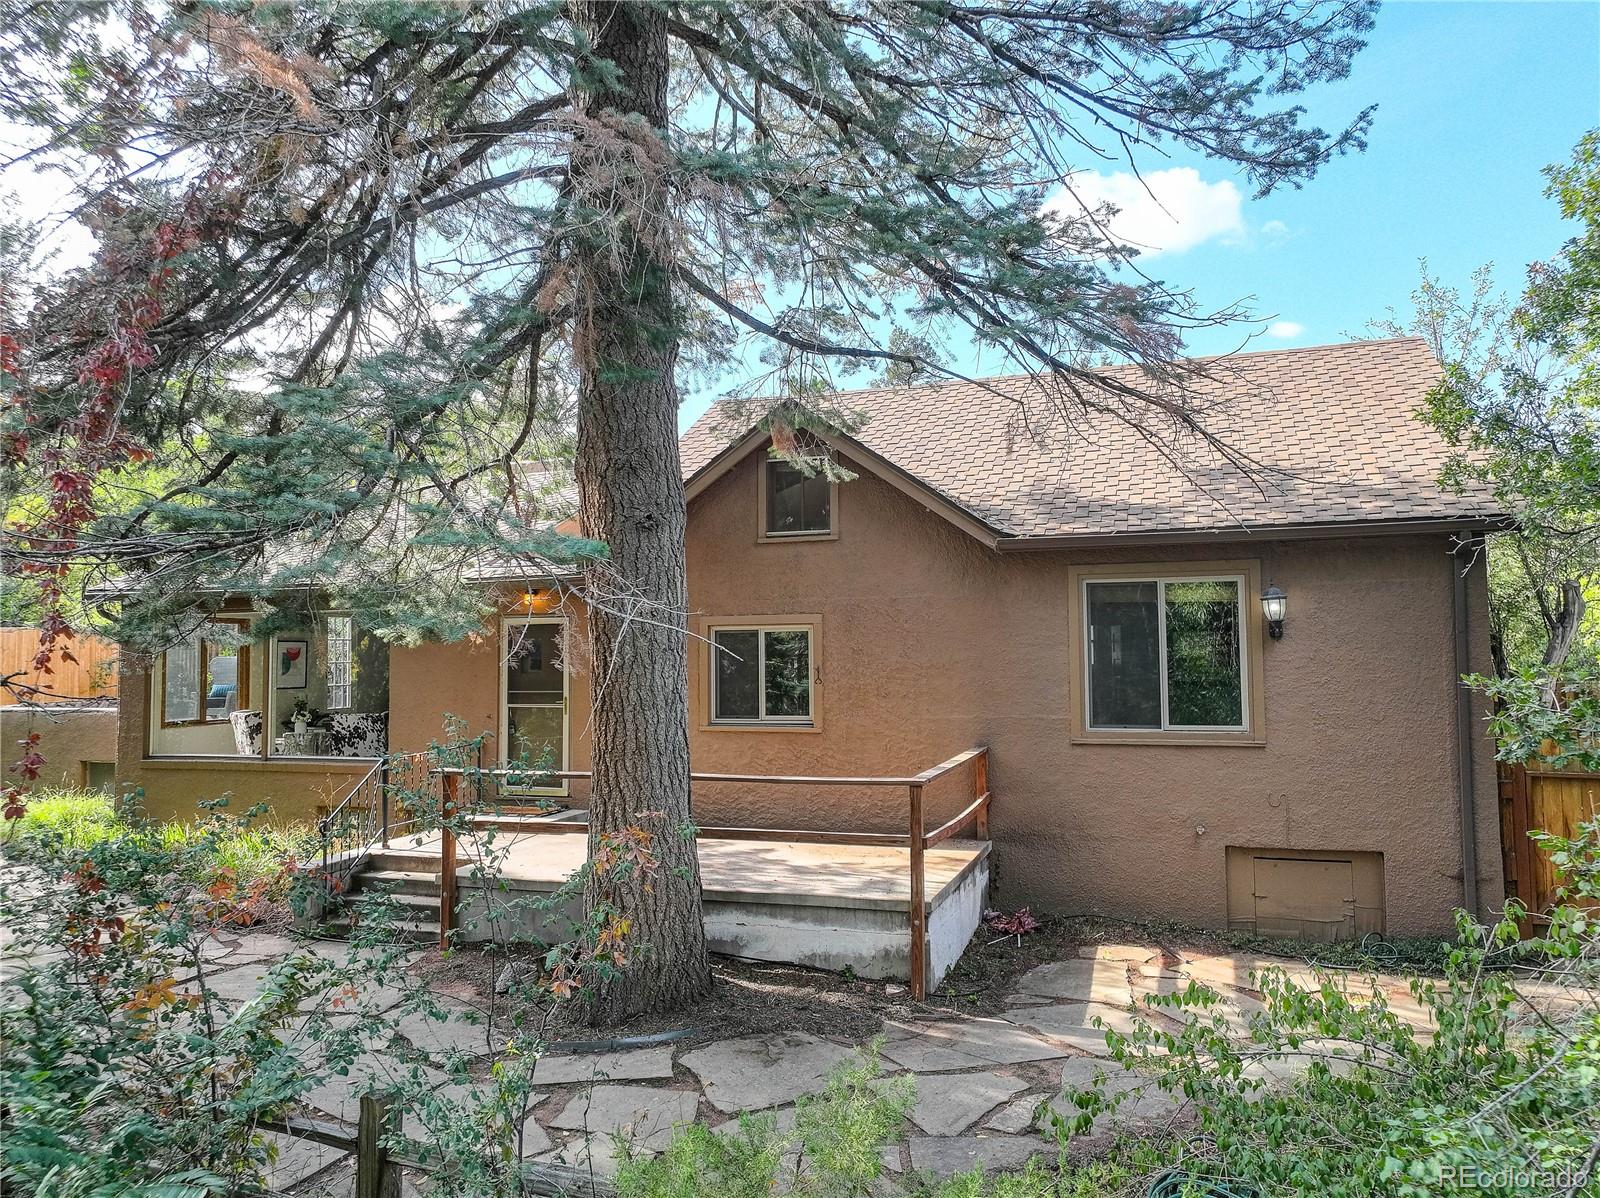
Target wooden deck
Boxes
[326,746,995,993]
[393,826,989,911]
[383,825,991,986]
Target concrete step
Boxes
[322,912,441,945]
[364,849,446,874]
[347,889,439,916]
[351,868,438,895]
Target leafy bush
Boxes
[0,817,412,1196]
[1061,822,1600,1198]
[5,787,318,891]
[1476,661,1600,773]
[615,1054,913,1198]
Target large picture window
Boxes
[711,626,813,724]
[161,620,251,727]
[1084,576,1246,731]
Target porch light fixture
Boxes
[1261,584,1287,639]
[521,589,557,615]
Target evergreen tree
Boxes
[1,1,1377,1019]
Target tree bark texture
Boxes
[570,0,712,1021]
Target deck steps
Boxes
[322,848,446,945]
[361,849,445,874]
[321,912,441,945]
[352,868,439,895]
[347,890,438,916]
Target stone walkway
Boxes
[177,935,1438,1193]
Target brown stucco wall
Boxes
[2,702,119,791]
[387,598,597,808]
[674,450,1503,935]
[116,442,1504,933]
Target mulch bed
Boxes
[399,914,1200,1047]
[407,945,919,1049]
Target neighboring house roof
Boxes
[680,338,1504,546]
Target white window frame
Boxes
[499,616,570,797]
[1082,574,1249,733]
[710,625,814,725]
[325,614,353,711]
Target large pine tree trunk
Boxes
[570,1,712,1021]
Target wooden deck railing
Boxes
[434,746,992,998]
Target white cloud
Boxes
[1266,320,1305,340]
[1041,167,1245,258]
[1260,219,1291,243]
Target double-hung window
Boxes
[710,626,813,724]
[1084,576,1247,732]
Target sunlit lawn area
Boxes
[5,788,317,886]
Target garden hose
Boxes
[1148,1137,1261,1198]
[1147,1167,1260,1198]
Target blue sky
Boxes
[679,1,1600,431]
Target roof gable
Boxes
[680,339,1502,543]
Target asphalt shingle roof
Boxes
[680,338,1502,540]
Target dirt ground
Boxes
[393,911,1451,1049]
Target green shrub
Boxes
[1059,822,1600,1198]
[0,819,416,1197]
[6,787,126,849]
[5,788,317,890]
[614,1051,915,1198]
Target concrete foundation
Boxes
[449,835,991,990]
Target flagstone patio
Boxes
[164,930,1451,1195]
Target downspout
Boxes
[1452,533,1480,917]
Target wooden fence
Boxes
[0,627,119,704]
[260,1093,612,1198]
[1498,761,1600,921]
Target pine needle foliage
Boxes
[2,1,1378,648]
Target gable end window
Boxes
[711,626,813,724]
[1084,576,1247,732]
[764,459,832,537]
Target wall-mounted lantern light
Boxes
[521,588,557,615]
[1261,584,1288,639]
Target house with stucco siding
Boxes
[115,337,1507,952]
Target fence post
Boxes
[973,749,990,841]
[379,759,391,849]
[908,782,926,1000]
[439,771,459,950]
[356,1093,400,1198]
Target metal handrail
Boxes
[315,749,440,889]
[317,757,385,886]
